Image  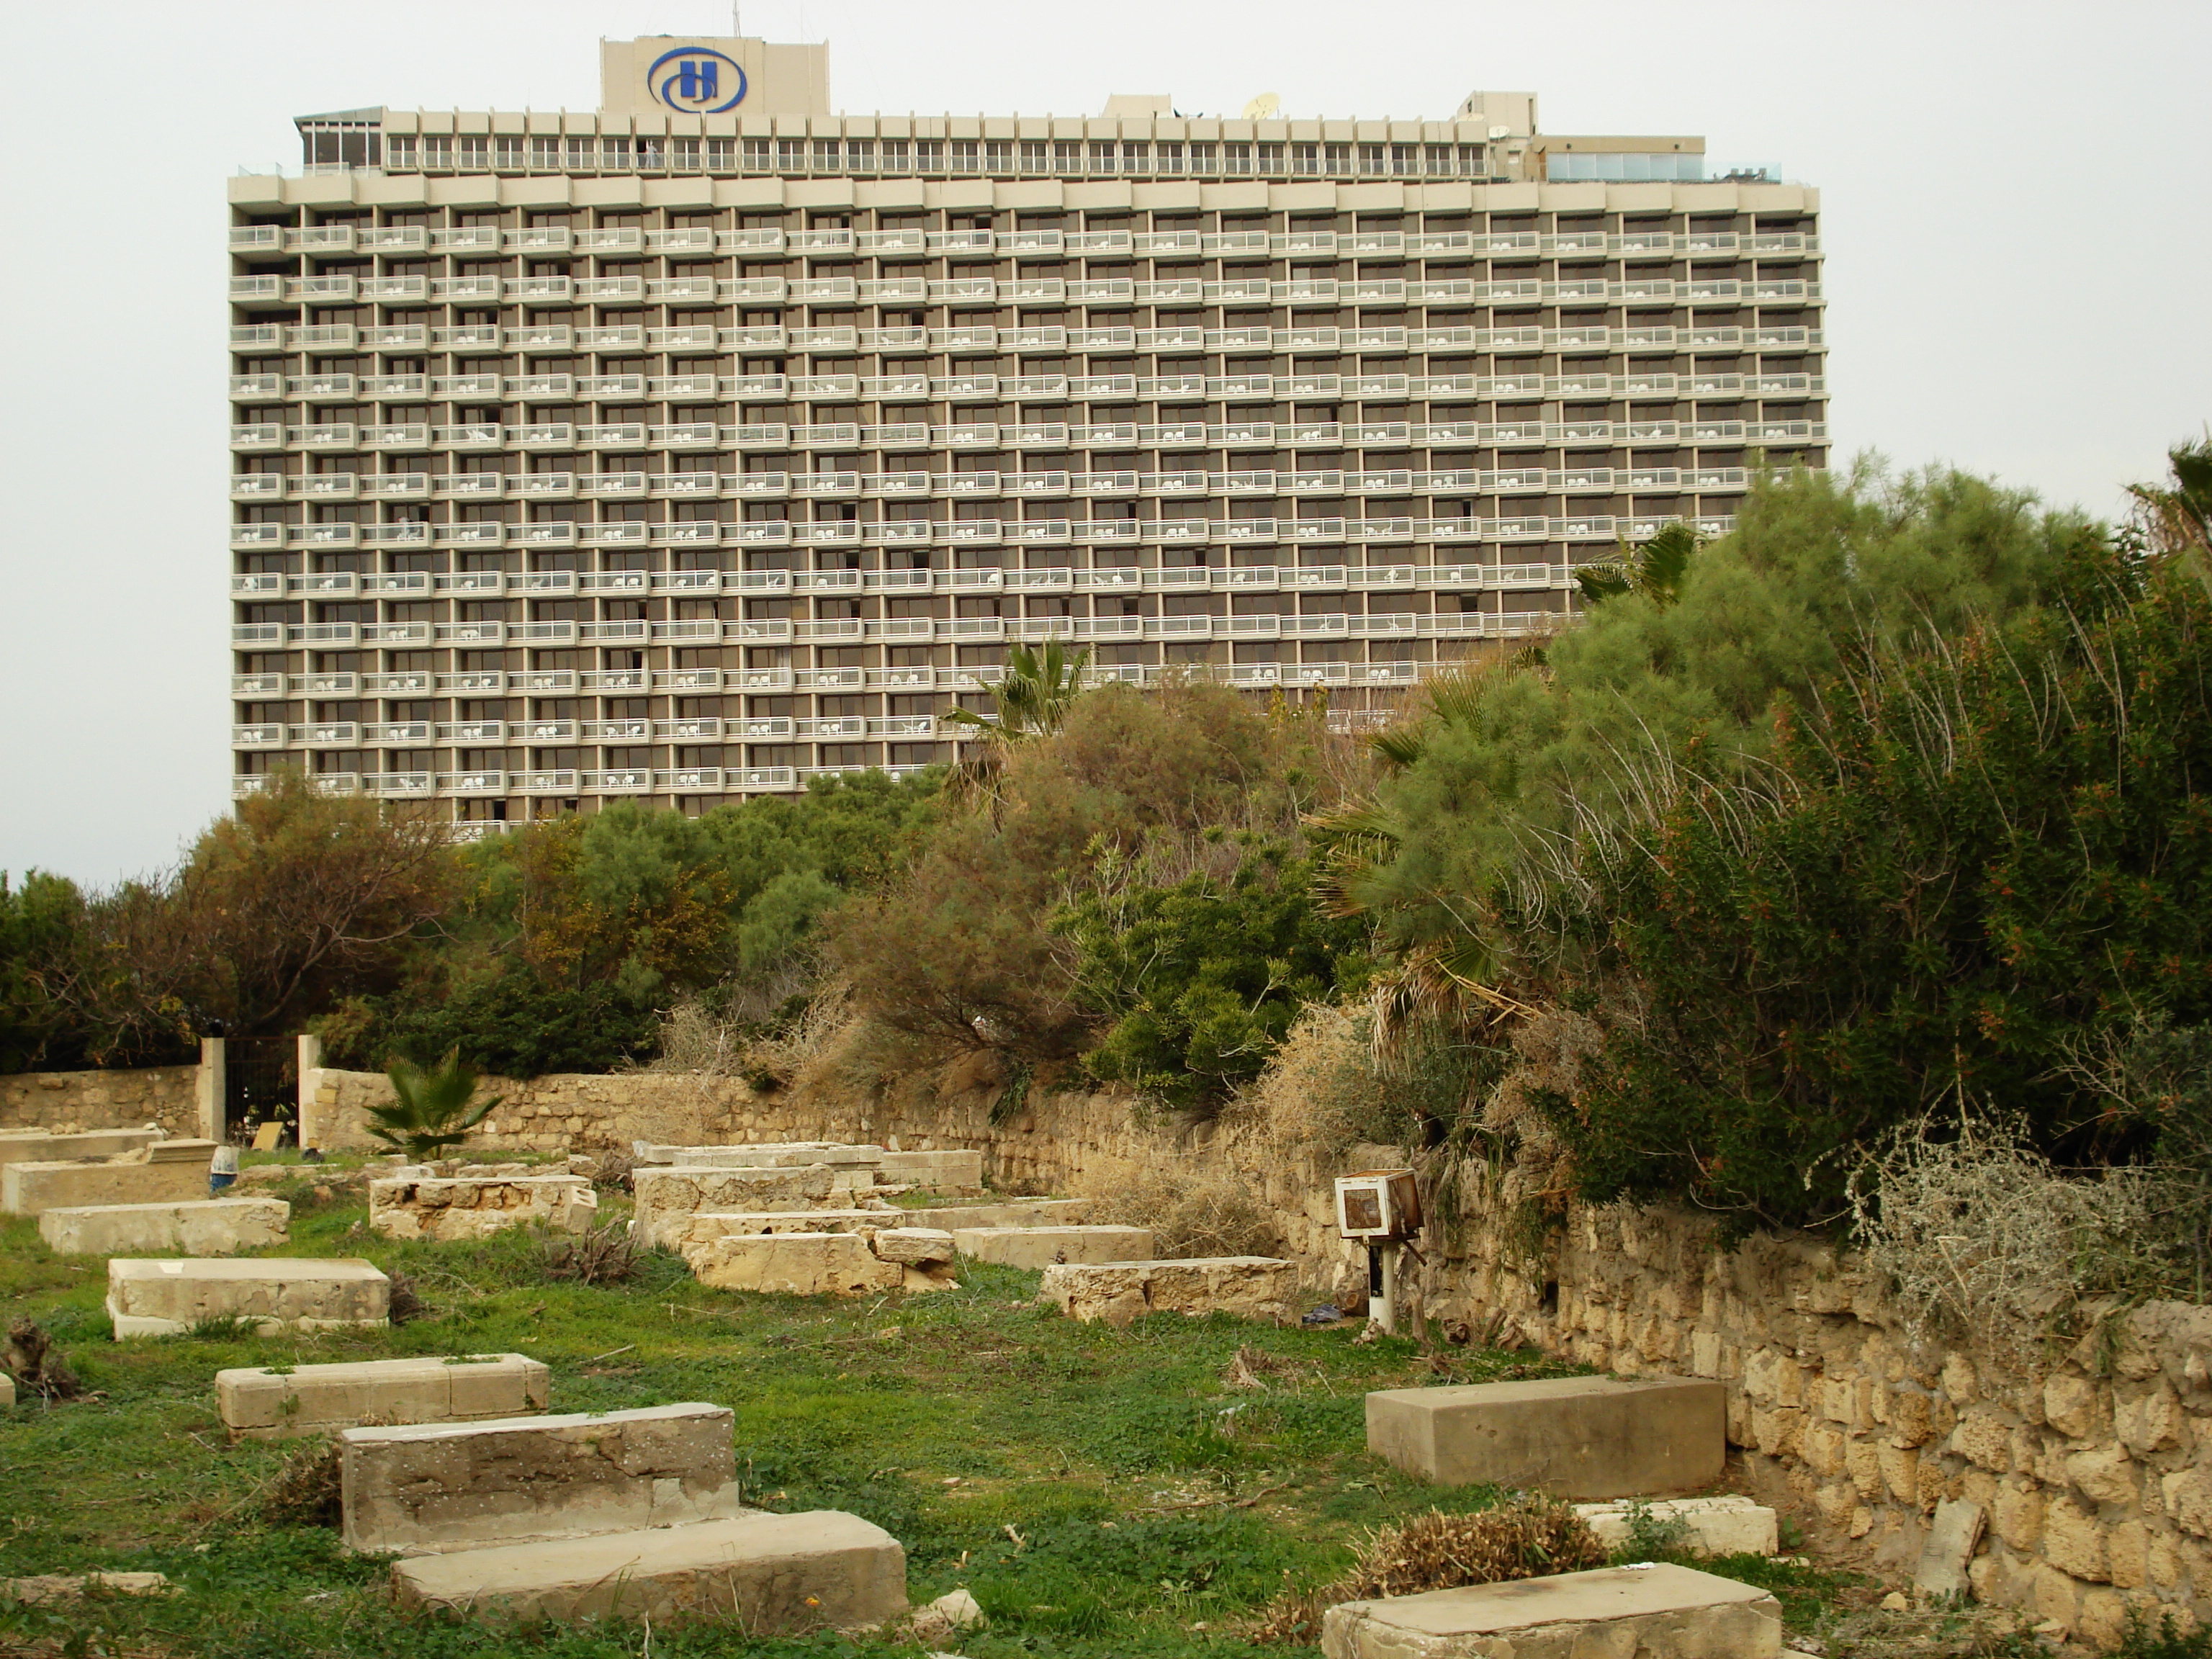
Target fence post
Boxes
[197,1038,227,1142]
[295,1032,325,1150]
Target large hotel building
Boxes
[228,36,1826,825]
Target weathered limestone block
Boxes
[1573,1495,1779,1556]
[871,1228,954,1264]
[633,1166,837,1248]
[217,1354,549,1439]
[660,1208,891,1251]
[341,1403,742,1555]
[390,1510,907,1632]
[953,1225,1154,1269]
[0,1128,164,1165]
[898,1197,1092,1231]
[0,1371,14,1408]
[878,1148,984,1190]
[686,1231,956,1295]
[4,1143,218,1217]
[1319,1563,1782,1659]
[107,1257,388,1337]
[367,1175,598,1241]
[40,1198,289,1257]
[1365,1376,1727,1499]
[1038,1256,1301,1328]
[640,1141,881,1168]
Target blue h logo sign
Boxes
[675,59,718,103]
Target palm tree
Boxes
[945,639,1091,742]
[2127,435,2212,577]
[1573,521,1702,608]
[365,1048,501,1158]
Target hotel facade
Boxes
[228,36,1826,825]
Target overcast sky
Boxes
[1,0,2205,889]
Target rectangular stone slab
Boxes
[688,1231,902,1296]
[653,1143,884,1168]
[878,1148,984,1189]
[896,1197,1091,1230]
[954,1224,1154,1268]
[1573,1494,1777,1555]
[1320,1562,1781,1658]
[40,1197,289,1257]
[0,1128,164,1164]
[1039,1256,1301,1327]
[1365,1375,1726,1498]
[391,1510,907,1631]
[341,1402,742,1554]
[4,1156,212,1218]
[367,1174,598,1241]
[107,1256,389,1338]
[217,1353,550,1439]
[631,1165,837,1249]
[662,1208,893,1250]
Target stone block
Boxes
[689,1232,902,1297]
[878,1148,985,1190]
[340,1402,742,1555]
[871,1228,955,1264]
[0,1571,172,1604]
[367,1174,597,1241]
[0,1371,13,1408]
[217,1354,549,1439]
[954,1225,1154,1269]
[1914,1498,1986,1601]
[660,1208,891,1251]
[640,1141,883,1168]
[1039,1256,1301,1328]
[390,1511,907,1632]
[0,1128,164,1165]
[1573,1495,1778,1556]
[1365,1375,1727,1499]
[633,1166,838,1248]
[4,1151,214,1218]
[1319,1562,1782,1659]
[40,1198,289,1257]
[107,1257,389,1338]
[898,1197,1092,1230]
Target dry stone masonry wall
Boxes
[1,1067,200,1138]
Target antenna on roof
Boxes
[1241,92,1281,120]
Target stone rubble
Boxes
[367,1173,598,1241]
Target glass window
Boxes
[1020,140,1048,172]
[1291,142,1318,174]
[881,138,910,172]
[984,139,1012,171]
[1223,140,1251,173]
[846,139,874,171]
[740,137,768,170]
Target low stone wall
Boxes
[0,1066,202,1138]
[297,1060,2212,1647]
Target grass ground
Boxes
[0,1166,2074,1658]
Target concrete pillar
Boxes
[296,1032,325,1150]
[197,1038,227,1142]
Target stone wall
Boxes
[300,1059,2211,1647]
[0,1065,202,1138]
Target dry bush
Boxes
[786,997,953,1100]
[1234,1004,1397,1161]
[385,1269,427,1326]
[531,1217,641,1285]
[1252,1493,1605,1643]
[639,994,735,1074]
[1101,1158,1282,1259]
[1850,1111,2162,1370]
[257,1435,343,1526]
[5,1319,84,1401]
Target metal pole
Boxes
[1370,1241,1399,1334]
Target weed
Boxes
[255,1437,342,1527]
[529,1217,642,1285]
[4,1319,84,1401]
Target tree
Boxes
[1572,521,1701,608]
[945,639,1091,742]
[365,1049,501,1158]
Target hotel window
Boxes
[1223,140,1250,173]
[984,139,1012,171]
[531,136,559,168]
[1324,142,1351,173]
[673,138,701,171]
[1290,142,1318,174]
[846,139,874,171]
[915,139,943,171]
[1187,141,1216,174]
[387,135,418,168]
[1156,142,1184,175]
[1391,144,1417,176]
[1089,140,1117,173]
[1424,144,1454,176]
[951,140,980,173]
[1053,140,1080,173]
[565,136,592,168]
[1121,143,1148,173]
[1020,140,1048,173]
[493,136,523,169]
[600,137,631,167]
[423,136,452,168]
[811,138,839,170]
[1458,143,1485,174]
[1357,143,1385,175]
[1256,142,1285,174]
[778,138,805,171]
[881,138,910,172]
